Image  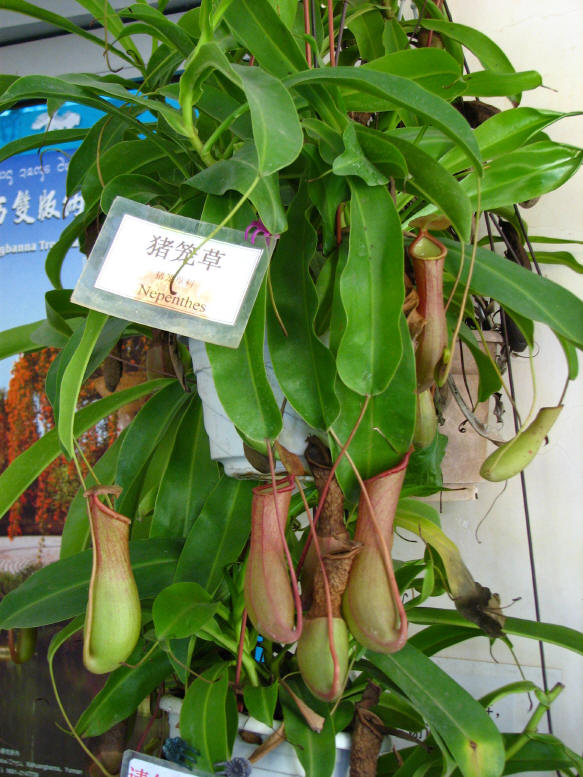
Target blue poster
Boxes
[0,102,103,389]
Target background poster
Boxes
[0,101,104,389]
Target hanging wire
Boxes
[485,211,556,738]
[442,0,471,74]
[335,0,349,63]
[513,204,544,276]
[310,0,319,67]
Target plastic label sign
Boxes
[72,197,271,348]
[120,750,214,777]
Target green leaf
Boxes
[0,128,88,164]
[181,667,237,773]
[389,134,473,242]
[417,19,515,74]
[223,0,307,78]
[354,48,464,107]
[233,63,303,175]
[101,173,169,212]
[402,432,447,497]
[0,320,44,360]
[207,283,282,443]
[186,143,286,234]
[368,645,505,777]
[440,108,582,171]
[503,733,583,775]
[0,1,136,65]
[175,477,254,594]
[243,683,278,728]
[478,681,539,710]
[461,141,583,212]
[337,181,404,395]
[46,209,93,289]
[407,607,583,656]
[457,324,502,402]
[557,335,579,381]
[81,138,168,212]
[0,379,172,523]
[131,406,190,540]
[47,615,84,664]
[383,18,409,54]
[76,645,171,737]
[462,70,542,99]
[332,316,416,502]
[267,187,340,430]
[285,67,482,173]
[353,125,408,180]
[179,42,302,174]
[266,0,296,28]
[119,5,195,57]
[308,167,349,254]
[73,0,144,65]
[67,114,128,198]
[153,582,219,641]
[443,239,583,349]
[409,624,480,656]
[0,538,182,629]
[534,250,583,274]
[116,382,191,515]
[375,690,426,734]
[346,7,386,61]
[150,398,220,538]
[58,311,108,457]
[333,123,388,186]
[281,684,337,777]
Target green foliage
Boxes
[0,2,581,775]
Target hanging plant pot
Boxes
[439,331,503,497]
[160,696,353,777]
[189,338,315,478]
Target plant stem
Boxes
[199,623,260,686]
[201,102,249,160]
[169,176,260,293]
[504,683,564,762]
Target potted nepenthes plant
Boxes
[0,2,582,776]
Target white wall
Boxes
[405,0,583,765]
[1,1,581,769]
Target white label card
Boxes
[95,213,263,327]
[121,751,212,777]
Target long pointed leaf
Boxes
[285,68,482,173]
[408,607,583,656]
[0,320,44,360]
[76,645,171,737]
[206,283,282,443]
[368,645,505,777]
[389,135,473,241]
[0,0,136,65]
[459,141,583,211]
[58,311,108,458]
[0,128,88,164]
[443,239,583,349]
[115,382,191,515]
[153,582,218,641]
[0,538,182,629]
[150,398,220,538]
[180,667,237,773]
[0,379,172,522]
[267,187,339,430]
[175,477,254,594]
[337,180,404,395]
[332,316,416,501]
